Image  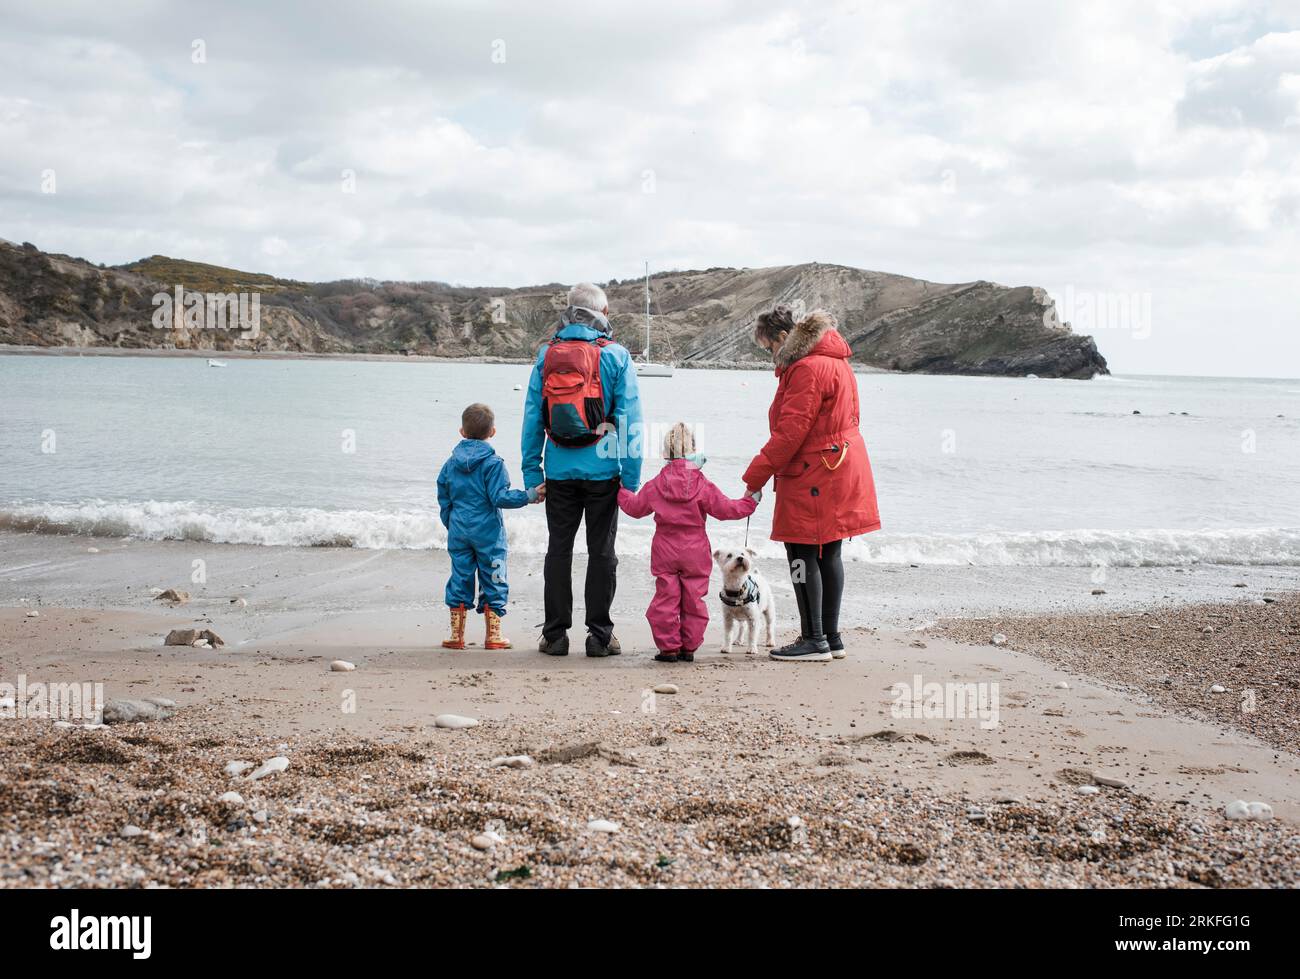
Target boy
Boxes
[437,403,542,649]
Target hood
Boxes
[450,438,495,473]
[657,458,704,502]
[774,310,850,373]
[559,304,612,336]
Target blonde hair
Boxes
[662,422,695,460]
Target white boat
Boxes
[207,359,227,368]
[636,261,673,378]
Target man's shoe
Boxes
[654,650,679,662]
[586,634,620,658]
[678,649,695,663]
[827,632,846,659]
[769,636,833,662]
[539,634,569,656]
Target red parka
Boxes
[742,311,881,545]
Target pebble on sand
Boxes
[154,589,190,603]
[102,696,177,725]
[1210,684,1227,694]
[1091,589,1106,595]
[120,825,144,838]
[25,610,39,618]
[1076,785,1100,795]
[165,628,225,648]
[218,791,245,806]
[225,760,254,777]
[247,756,290,781]
[1054,681,1070,689]
[434,714,479,730]
[1227,800,1273,821]
[330,660,356,672]
[990,633,1008,647]
[489,755,534,769]
[586,819,620,833]
[653,683,679,695]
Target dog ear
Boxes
[712,548,722,562]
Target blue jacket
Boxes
[436,439,531,550]
[521,322,644,491]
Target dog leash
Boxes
[744,514,750,549]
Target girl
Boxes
[618,423,759,662]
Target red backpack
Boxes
[541,336,610,447]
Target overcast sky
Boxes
[2,0,1298,376]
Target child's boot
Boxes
[442,604,467,649]
[484,607,512,649]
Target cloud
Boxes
[0,0,1297,374]
[1178,30,1300,128]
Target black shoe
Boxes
[539,634,569,656]
[585,634,619,658]
[769,636,832,662]
[678,649,695,663]
[654,650,679,662]
[826,632,845,658]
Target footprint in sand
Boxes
[944,750,995,766]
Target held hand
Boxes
[748,488,763,503]
[533,482,547,503]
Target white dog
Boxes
[713,547,776,655]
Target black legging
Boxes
[784,540,844,640]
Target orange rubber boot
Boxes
[484,608,512,649]
[442,605,467,649]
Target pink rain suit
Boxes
[617,459,757,652]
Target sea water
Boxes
[1,355,1297,568]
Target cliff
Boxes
[0,240,1108,378]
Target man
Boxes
[522,282,643,657]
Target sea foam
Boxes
[1,500,1297,567]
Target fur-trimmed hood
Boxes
[774,310,847,371]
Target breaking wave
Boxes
[2,500,1298,568]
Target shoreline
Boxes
[0,343,885,374]
[3,529,1299,631]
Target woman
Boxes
[742,305,880,662]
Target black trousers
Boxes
[543,477,620,644]
[784,540,845,640]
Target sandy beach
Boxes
[2,534,1297,888]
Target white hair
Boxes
[567,282,608,312]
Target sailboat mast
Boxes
[644,261,651,361]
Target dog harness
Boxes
[719,575,761,607]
